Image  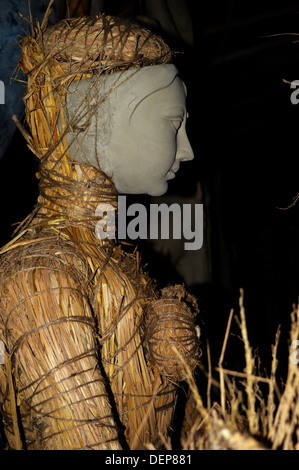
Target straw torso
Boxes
[0,11,199,450]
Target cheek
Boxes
[154,123,178,164]
[127,117,179,177]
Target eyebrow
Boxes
[163,107,185,118]
[127,77,179,122]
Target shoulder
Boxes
[0,235,92,290]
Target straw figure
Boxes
[0,5,200,450]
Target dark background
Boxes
[191,1,299,368]
[2,0,299,375]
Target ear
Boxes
[182,80,187,97]
[65,76,112,168]
[66,78,98,132]
[67,75,115,130]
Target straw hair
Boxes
[38,15,172,77]
[0,4,199,450]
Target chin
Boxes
[147,183,168,197]
[115,179,168,197]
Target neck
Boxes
[34,159,118,247]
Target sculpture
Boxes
[0,9,200,450]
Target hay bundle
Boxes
[0,236,122,450]
[0,3,199,450]
[38,15,172,76]
[146,298,200,382]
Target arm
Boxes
[0,244,122,450]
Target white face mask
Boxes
[66,64,194,196]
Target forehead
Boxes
[149,76,186,104]
[103,64,184,105]
[129,76,187,118]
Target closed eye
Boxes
[171,119,183,131]
[163,106,185,130]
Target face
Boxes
[105,71,194,196]
[66,65,194,196]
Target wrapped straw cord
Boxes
[146,298,200,382]
[38,14,172,76]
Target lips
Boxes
[166,170,176,181]
[166,162,180,181]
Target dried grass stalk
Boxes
[238,289,259,435]
[269,306,299,449]
[180,290,283,450]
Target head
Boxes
[19,14,193,197]
[66,64,194,196]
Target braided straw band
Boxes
[20,13,172,81]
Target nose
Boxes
[176,125,194,162]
